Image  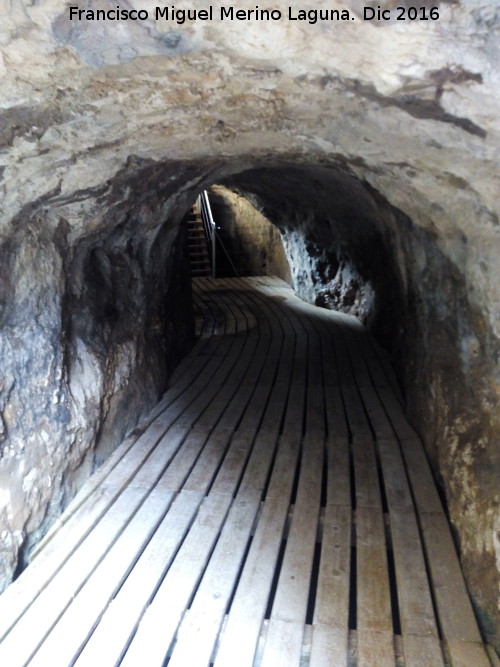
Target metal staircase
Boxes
[187,192,216,277]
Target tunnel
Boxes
[0,1,499,664]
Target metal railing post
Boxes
[200,190,216,278]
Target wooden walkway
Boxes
[0,277,493,667]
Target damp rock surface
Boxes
[0,0,499,649]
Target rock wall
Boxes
[0,0,499,650]
[220,168,394,336]
[208,185,291,280]
[0,161,195,586]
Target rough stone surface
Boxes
[0,161,195,580]
[220,168,382,327]
[0,0,499,649]
[208,185,291,280]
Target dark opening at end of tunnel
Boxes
[185,165,406,357]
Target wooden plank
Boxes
[352,438,382,509]
[402,634,445,666]
[356,507,392,633]
[259,381,292,434]
[282,382,306,434]
[268,436,324,620]
[310,624,349,667]
[28,488,176,667]
[219,283,259,332]
[158,340,246,426]
[236,377,277,432]
[313,505,351,628]
[236,430,280,496]
[325,437,351,507]
[377,438,414,512]
[306,383,327,437]
[9,414,235,662]
[193,330,250,382]
[341,385,373,440]
[447,640,492,667]
[217,371,268,429]
[213,435,301,667]
[310,497,351,667]
[121,424,266,665]
[167,432,281,666]
[351,331,391,390]
[163,337,221,392]
[182,427,233,492]
[155,428,209,491]
[365,340,405,406]
[308,348,324,385]
[191,296,216,340]
[378,386,418,440]
[330,336,356,387]
[419,511,483,644]
[167,355,247,428]
[400,438,443,514]
[236,291,279,332]
[100,423,187,490]
[260,436,324,666]
[321,338,340,386]
[0,486,149,665]
[209,429,255,495]
[342,335,372,390]
[207,287,240,335]
[195,380,246,428]
[163,342,218,388]
[120,492,234,667]
[194,328,259,416]
[357,629,395,666]
[73,490,205,667]
[168,493,261,667]
[389,510,439,638]
[376,435,442,662]
[359,385,395,440]
[121,424,188,489]
[212,332,272,429]
[163,350,226,399]
[324,384,349,439]
[260,618,305,667]
[256,337,285,386]
[271,336,296,386]
[353,431,393,667]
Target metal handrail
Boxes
[198,190,216,277]
[196,190,240,278]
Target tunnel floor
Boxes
[0,277,491,667]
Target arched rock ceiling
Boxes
[1,1,499,331]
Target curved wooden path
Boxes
[0,277,492,667]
